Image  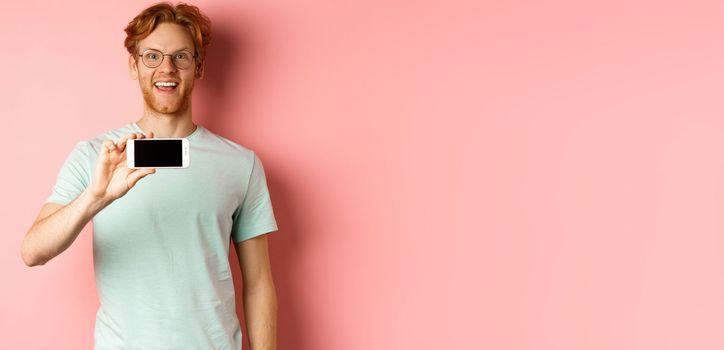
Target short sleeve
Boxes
[45,141,93,205]
[231,153,279,243]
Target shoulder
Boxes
[199,126,258,163]
[81,122,138,156]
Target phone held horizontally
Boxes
[126,138,190,169]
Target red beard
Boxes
[141,82,193,115]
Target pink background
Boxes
[2,0,723,349]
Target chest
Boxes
[93,153,245,232]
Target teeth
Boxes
[154,81,178,87]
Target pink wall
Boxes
[3,0,724,349]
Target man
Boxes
[20,2,279,349]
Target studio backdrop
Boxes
[2,1,723,349]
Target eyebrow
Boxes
[139,47,194,53]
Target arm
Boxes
[21,132,155,266]
[235,234,278,350]
[21,190,110,266]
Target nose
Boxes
[157,54,177,73]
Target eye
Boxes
[174,52,189,60]
[145,52,159,60]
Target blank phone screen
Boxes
[133,139,183,167]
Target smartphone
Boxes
[126,138,190,169]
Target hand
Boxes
[88,132,156,203]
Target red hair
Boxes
[124,2,211,77]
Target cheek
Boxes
[137,67,154,82]
[183,74,196,88]
[140,74,154,86]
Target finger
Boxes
[147,131,154,138]
[116,133,138,153]
[103,140,124,166]
[94,140,116,184]
[127,168,156,188]
[113,151,128,167]
[101,140,115,156]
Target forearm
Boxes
[22,189,109,266]
[243,282,278,350]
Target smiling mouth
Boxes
[154,81,179,93]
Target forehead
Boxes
[137,22,195,52]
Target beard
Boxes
[140,81,193,115]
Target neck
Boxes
[136,104,197,138]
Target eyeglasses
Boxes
[137,49,196,69]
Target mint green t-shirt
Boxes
[45,122,279,350]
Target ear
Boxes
[195,63,205,80]
[129,54,139,80]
